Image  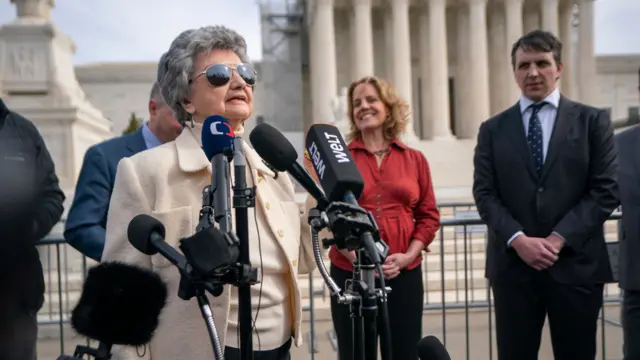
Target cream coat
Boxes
[101,127,316,360]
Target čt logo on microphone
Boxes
[210,121,234,137]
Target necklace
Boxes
[372,148,389,157]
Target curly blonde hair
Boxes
[345,76,410,142]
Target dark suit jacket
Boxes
[616,125,640,291]
[473,96,619,285]
[64,129,146,261]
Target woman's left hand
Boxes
[381,253,413,280]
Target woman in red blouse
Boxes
[327,76,440,360]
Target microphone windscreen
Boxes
[304,124,364,202]
[71,262,168,346]
[127,214,165,255]
[417,335,451,360]
[179,226,239,276]
[249,123,298,172]
[201,115,235,160]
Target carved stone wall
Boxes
[0,17,112,199]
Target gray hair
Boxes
[157,26,250,123]
[149,82,163,104]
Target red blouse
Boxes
[329,137,441,272]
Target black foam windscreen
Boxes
[304,123,364,202]
[249,123,298,172]
[71,262,168,346]
[179,226,239,277]
[127,214,165,255]
[417,335,451,360]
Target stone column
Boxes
[577,0,597,105]
[308,0,338,125]
[427,0,453,138]
[389,0,417,141]
[489,4,508,115]
[351,0,374,79]
[384,10,394,80]
[504,0,524,104]
[455,3,470,137]
[418,6,432,138]
[559,0,574,97]
[541,0,560,34]
[524,6,540,32]
[467,0,491,136]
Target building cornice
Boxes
[596,54,640,74]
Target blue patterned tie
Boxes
[527,102,547,176]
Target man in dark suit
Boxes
[473,30,619,360]
[64,82,182,261]
[616,124,640,360]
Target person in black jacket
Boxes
[0,98,65,360]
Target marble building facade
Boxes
[306,0,598,141]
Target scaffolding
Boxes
[255,0,307,132]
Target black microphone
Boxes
[417,336,451,360]
[305,123,384,264]
[201,115,235,233]
[305,124,364,203]
[71,262,168,347]
[249,123,329,210]
[127,213,187,269]
[127,214,239,280]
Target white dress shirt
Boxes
[507,88,561,246]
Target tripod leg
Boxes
[351,300,366,360]
[363,309,378,360]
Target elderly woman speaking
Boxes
[101,25,314,360]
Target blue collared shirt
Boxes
[142,123,162,150]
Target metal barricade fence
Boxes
[33,203,624,359]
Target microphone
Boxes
[304,123,364,203]
[249,123,329,209]
[248,123,343,299]
[417,335,451,360]
[201,115,234,233]
[58,262,168,360]
[127,214,239,282]
[305,123,384,264]
[71,262,168,347]
[127,213,187,269]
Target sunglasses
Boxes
[191,63,257,87]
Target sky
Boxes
[0,0,638,65]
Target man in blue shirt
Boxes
[65,82,182,260]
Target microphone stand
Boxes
[177,180,259,360]
[176,269,224,360]
[350,249,380,360]
[56,341,112,360]
[232,137,256,360]
[308,204,393,360]
[180,184,225,360]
